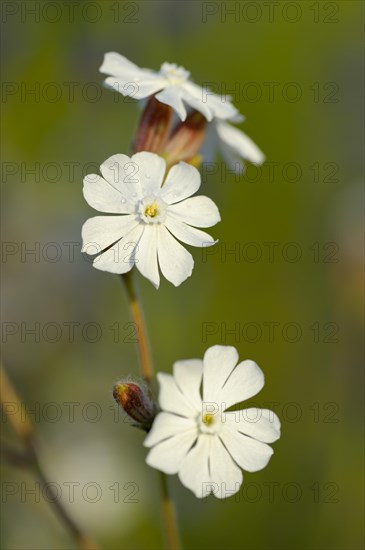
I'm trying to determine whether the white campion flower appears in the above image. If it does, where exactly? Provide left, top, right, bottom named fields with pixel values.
left=202, top=112, right=266, bottom=175
left=81, top=152, right=220, bottom=288
left=144, top=345, right=280, bottom=499
left=99, top=52, right=238, bottom=122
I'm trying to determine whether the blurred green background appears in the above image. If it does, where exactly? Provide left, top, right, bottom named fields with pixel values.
left=1, top=1, right=364, bottom=549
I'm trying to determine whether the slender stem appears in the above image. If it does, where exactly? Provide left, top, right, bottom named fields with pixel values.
left=120, top=271, right=182, bottom=550
left=159, top=473, right=182, bottom=550
left=121, top=271, right=153, bottom=385
left=0, top=365, right=99, bottom=550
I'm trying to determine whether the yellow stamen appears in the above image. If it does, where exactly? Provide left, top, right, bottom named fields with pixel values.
left=202, top=413, right=214, bottom=426
left=144, top=203, right=159, bottom=218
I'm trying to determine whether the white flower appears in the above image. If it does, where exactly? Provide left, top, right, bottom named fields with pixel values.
left=81, top=152, right=220, bottom=288
left=202, top=115, right=266, bottom=175
left=144, top=345, right=280, bottom=499
left=99, top=52, right=238, bottom=122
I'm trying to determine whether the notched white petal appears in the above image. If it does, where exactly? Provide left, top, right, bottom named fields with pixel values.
left=83, top=174, right=132, bottom=214
left=224, top=408, right=281, bottom=444
left=157, top=225, right=194, bottom=286
left=172, top=359, right=203, bottom=411
left=81, top=214, right=139, bottom=253
left=131, top=152, right=166, bottom=196
left=165, top=217, right=217, bottom=248
left=92, top=224, right=143, bottom=274
left=144, top=412, right=196, bottom=448
left=134, top=225, right=160, bottom=289
left=220, top=426, right=274, bottom=472
left=168, top=196, right=221, bottom=228
left=178, top=435, right=211, bottom=498
left=160, top=162, right=201, bottom=205
left=100, top=154, right=131, bottom=185
left=208, top=436, right=243, bottom=498
left=157, top=372, right=197, bottom=417
left=203, top=345, right=239, bottom=404
left=146, top=430, right=197, bottom=475
left=221, top=360, right=265, bottom=410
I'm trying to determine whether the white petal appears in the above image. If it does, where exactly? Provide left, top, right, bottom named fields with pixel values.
left=209, top=436, right=243, bottom=499
left=83, top=174, right=133, bottom=214
left=99, top=154, right=143, bottom=204
left=155, top=88, right=187, bottom=121
left=220, top=360, right=265, bottom=410
left=157, top=372, right=197, bottom=417
left=230, top=112, right=245, bottom=124
left=81, top=215, right=139, bottom=253
left=173, top=359, right=203, bottom=411
left=180, top=82, right=213, bottom=121
left=204, top=92, right=239, bottom=120
left=134, top=225, right=160, bottom=288
left=104, top=76, right=166, bottom=99
left=157, top=225, right=194, bottom=286
left=99, top=52, right=141, bottom=76
left=219, top=145, right=245, bottom=176
left=144, top=412, right=196, bottom=447
left=92, top=224, right=143, bottom=274
left=100, top=153, right=135, bottom=185
left=160, top=162, right=200, bottom=204
left=164, top=216, right=216, bottom=248
left=220, top=425, right=274, bottom=472
left=168, top=196, right=220, bottom=228
left=199, top=123, right=218, bottom=164
left=203, top=345, right=239, bottom=404
left=182, top=81, right=240, bottom=122
left=146, top=429, right=198, bottom=475
left=216, top=121, right=265, bottom=165
left=178, top=435, right=211, bottom=498
left=99, top=52, right=165, bottom=99
left=131, top=152, right=166, bottom=196
left=224, top=408, right=281, bottom=444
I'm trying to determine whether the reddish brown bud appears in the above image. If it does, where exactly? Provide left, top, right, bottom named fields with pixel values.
left=163, top=111, right=207, bottom=167
left=113, top=381, right=156, bottom=430
left=133, top=97, right=173, bottom=154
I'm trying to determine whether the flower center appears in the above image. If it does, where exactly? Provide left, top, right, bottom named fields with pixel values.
left=198, top=407, right=221, bottom=435
left=138, top=196, right=167, bottom=224
left=202, top=413, right=214, bottom=426
left=144, top=203, right=159, bottom=218
left=160, top=62, right=190, bottom=85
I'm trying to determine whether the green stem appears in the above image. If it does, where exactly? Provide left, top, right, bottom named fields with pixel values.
left=159, top=472, right=182, bottom=550
left=121, top=271, right=153, bottom=385
left=120, top=271, right=182, bottom=550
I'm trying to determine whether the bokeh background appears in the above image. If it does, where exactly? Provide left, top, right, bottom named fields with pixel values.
left=1, top=1, right=364, bottom=548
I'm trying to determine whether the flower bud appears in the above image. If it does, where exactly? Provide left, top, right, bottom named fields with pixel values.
left=113, top=380, right=156, bottom=430
left=133, top=96, right=173, bottom=154
left=163, top=110, right=207, bottom=167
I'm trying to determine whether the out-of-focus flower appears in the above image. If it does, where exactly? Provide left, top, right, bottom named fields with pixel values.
left=202, top=115, right=265, bottom=175
left=81, top=152, right=220, bottom=288
left=144, top=345, right=280, bottom=498
left=100, top=52, right=238, bottom=122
